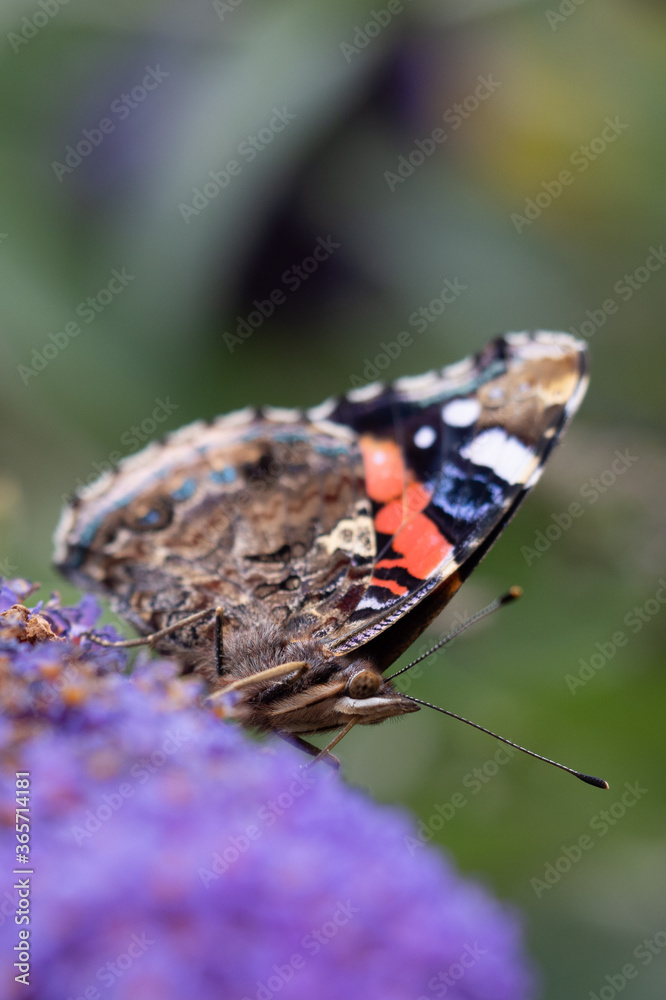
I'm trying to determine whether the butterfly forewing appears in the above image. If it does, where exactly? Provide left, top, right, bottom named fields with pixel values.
left=317, top=331, right=588, bottom=653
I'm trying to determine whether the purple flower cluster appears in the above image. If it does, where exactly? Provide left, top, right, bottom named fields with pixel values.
left=0, top=581, right=537, bottom=1000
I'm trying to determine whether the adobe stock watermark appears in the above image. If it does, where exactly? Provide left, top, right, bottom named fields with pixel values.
left=405, top=745, right=517, bottom=855
left=394, top=604, right=476, bottom=696
left=568, top=245, right=666, bottom=340
left=198, top=769, right=316, bottom=885
left=349, top=277, right=467, bottom=388
left=418, top=943, right=487, bottom=1000
left=179, top=106, right=296, bottom=224
left=340, top=0, right=413, bottom=63
left=17, top=266, right=136, bottom=385
left=545, top=0, right=588, bottom=30
left=70, top=727, right=191, bottom=846
left=239, top=901, right=359, bottom=1000
left=64, top=931, right=154, bottom=999
left=198, top=434, right=315, bottom=536
left=0, top=882, right=20, bottom=930
left=212, top=0, right=245, bottom=21
left=530, top=781, right=647, bottom=898
left=0, top=557, right=18, bottom=578
left=52, top=66, right=170, bottom=182
left=587, top=925, right=666, bottom=1000
left=384, top=75, right=501, bottom=192
left=7, top=0, right=69, bottom=55
left=62, top=397, right=180, bottom=504
left=521, top=448, right=638, bottom=566
left=565, top=578, right=666, bottom=694
left=511, top=116, right=629, bottom=233
left=223, top=236, right=340, bottom=352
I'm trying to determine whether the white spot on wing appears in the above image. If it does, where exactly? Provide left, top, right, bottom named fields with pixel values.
left=442, top=356, right=475, bottom=379
left=394, top=371, right=440, bottom=393
left=414, top=426, right=436, bottom=449
left=262, top=406, right=301, bottom=423
left=218, top=406, right=258, bottom=427
left=505, top=331, right=528, bottom=346
left=442, top=398, right=481, bottom=427
left=524, top=466, right=543, bottom=490
left=355, top=594, right=386, bottom=612
left=533, top=329, right=586, bottom=351
left=310, top=419, right=356, bottom=443
left=461, top=428, right=535, bottom=485
left=167, top=419, right=207, bottom=445
left=347, top=382, right=385, bottom=403
left=505, top=330, right=583, bottom=360
left=306, top=397, right=337, bottom=422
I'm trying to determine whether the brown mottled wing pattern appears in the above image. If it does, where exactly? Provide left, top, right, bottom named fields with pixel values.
left=54, top=409, right=375, bottom=657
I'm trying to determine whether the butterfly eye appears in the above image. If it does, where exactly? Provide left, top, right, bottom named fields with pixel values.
left=348, top=669, right=381, bottom=699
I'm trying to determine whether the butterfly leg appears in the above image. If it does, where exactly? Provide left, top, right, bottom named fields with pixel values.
left=208, top=661, right=309, bottom=699
left=274, top=732, right=341, bottom=771
left=82, top=607, right=216, bottom=648
left=214, top=606, right=224, bottom=675
left=308, top=720, right=356, bottom=767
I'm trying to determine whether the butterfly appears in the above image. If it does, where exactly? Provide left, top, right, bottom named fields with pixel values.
left=54, top=331, right=602, bottom=779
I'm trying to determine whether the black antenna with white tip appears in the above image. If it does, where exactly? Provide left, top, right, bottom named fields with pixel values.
left=386, top=586, right=523, bottom=683
left=401, top=693, right=609, bottom=789
left=389, top=586, right=609, bottom=790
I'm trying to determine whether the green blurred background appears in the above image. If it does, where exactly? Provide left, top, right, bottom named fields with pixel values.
left=1, top=1, right=664, bottom=996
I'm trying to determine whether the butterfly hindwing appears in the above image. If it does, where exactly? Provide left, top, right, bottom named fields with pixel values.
left=53, top=409, right=378, bottom=652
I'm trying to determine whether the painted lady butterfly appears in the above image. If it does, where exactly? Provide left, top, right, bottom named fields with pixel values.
left=54, top=331, right=606, bottom=782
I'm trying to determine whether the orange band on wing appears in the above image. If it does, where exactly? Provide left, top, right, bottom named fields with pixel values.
left=368, top=576, right=408, bottom=596
left=373, top=511, right=451, bottom=581
left=360, top=436, right=406, bottom=503
left=360, top=437, right=448, bottom=589
left=369, top=513, right=452, bottom=599
left=393, top=514, right=453, bottom=580
left=374, top=482, right=433, bottom=535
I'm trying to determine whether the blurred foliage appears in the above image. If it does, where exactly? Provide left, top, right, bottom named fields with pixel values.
left=1, top=1, right=665, bottom=997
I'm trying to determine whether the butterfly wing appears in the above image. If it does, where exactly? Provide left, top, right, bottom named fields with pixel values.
left=310, top=331, right=588, bottom=662
left=54, top=331, right=587, bottom=672
left=53, top=408, right=378, bottom=653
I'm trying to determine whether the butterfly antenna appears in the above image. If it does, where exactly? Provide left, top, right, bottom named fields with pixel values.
left=385, top=586, right=523, bottom=682
left=402, top=693, right=608, bottom=789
